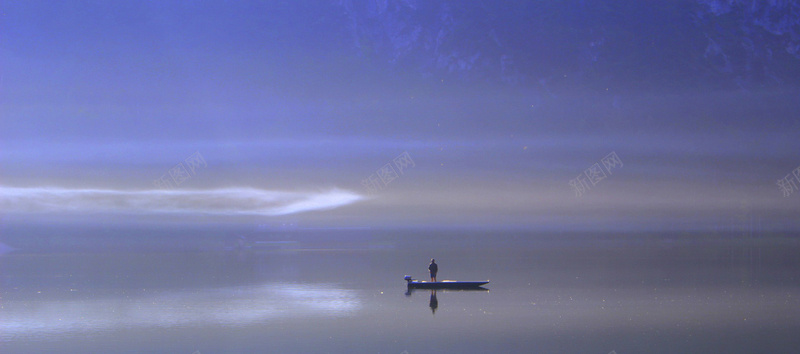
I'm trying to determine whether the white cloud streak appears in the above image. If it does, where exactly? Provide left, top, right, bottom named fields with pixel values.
left=0, top=186, right=363, bottom=216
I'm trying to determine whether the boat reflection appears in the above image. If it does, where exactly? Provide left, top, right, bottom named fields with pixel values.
left=404, top=287, right=489, bottom=296
left=405, top=287, right=488, bottom=315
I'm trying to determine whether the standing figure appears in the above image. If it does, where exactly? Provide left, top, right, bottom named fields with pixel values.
left=428, top=258, right=438, bottom=282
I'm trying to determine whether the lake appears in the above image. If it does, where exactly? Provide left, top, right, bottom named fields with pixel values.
left=1, top=229, right=799, bottom=353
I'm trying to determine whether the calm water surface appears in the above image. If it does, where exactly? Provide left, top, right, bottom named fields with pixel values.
left=1, top=230, right=799, bottom=353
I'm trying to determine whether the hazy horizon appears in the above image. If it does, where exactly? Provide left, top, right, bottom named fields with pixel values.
left=3, top=1, right=800, bottom=231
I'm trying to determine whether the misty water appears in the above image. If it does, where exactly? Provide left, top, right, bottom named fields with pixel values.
left=2, top=229, right=798, bottom=353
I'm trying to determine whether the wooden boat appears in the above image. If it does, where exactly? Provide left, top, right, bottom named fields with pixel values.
left=404, top=275, right=489, bottom=289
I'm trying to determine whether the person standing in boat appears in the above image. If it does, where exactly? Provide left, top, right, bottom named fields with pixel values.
left=428, top=259, right=438, bottom=282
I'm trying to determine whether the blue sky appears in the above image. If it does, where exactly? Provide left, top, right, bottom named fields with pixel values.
left=2, top=1, right=800, bottom=231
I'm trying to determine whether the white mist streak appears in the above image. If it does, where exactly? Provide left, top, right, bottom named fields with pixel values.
left=0, top=186, right=363, bottom=216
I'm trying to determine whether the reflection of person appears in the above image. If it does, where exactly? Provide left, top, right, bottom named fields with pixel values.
left=429, top=290, right=438, bottom=314
left=428, top=259, right=438, bottom=282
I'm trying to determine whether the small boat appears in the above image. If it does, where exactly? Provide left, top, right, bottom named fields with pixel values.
left=404, top=275, right=489, bottom=289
